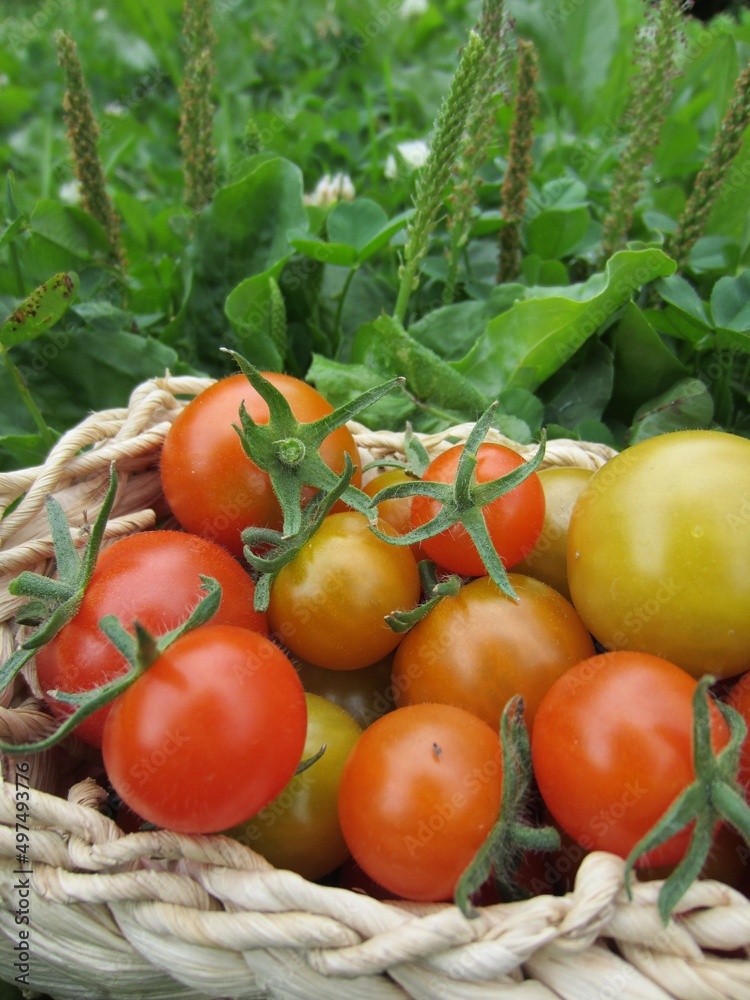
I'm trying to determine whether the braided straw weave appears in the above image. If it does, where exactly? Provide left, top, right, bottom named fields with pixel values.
left=1, top=374, right=749, bottom=1000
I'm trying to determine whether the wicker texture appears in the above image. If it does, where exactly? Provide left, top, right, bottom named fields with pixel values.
left=1, top=374, right=749, bottom=1000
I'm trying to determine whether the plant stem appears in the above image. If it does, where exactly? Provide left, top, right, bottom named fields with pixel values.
left=394, top=31, right=486, bottom=323
left=665, top=64, right=750, bottom=270
left=333, top=267, right=357, bottom=344
left=179, top=0, right=218, bottom=212
left=1, top=346, right=55, bottom=451
left=600, top=0, right=684, bottom=259
left=497, top=38, right=539, bottom=284
left=55, top=30, right=126, bottom=270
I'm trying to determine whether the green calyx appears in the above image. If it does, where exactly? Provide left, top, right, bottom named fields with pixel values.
left=0, top=464, right=119, bottom=694
left=386, top=560, right=462, bottom=633
left=242, top=455, right=357, bottom=613
left=455, top=696, right=561, bottom=917
left=369, top=399, right=547, bottom=601
left=0, top=576, right=222, bottom=755
left=624, top=675, right=750, bottom=924
left=223, top=348, right=403, bottom=536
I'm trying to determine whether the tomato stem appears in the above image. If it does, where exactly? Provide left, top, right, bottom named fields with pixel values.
left=624, top=675, right=750, bottom=924
left=0, top=577, right=223, bottom=755
left=0, top=464, right=119, bottom=693
left=223, top=348, right=403, bottom=537
left=369, top=398, right=547, bottom=599
left=385, top=560, right=462, bottom=632
left=455, top=696, right=561, bottom=917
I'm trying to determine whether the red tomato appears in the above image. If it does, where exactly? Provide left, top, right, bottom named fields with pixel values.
left=103, top=624, right=307, bottom=833
left=268, top=512, right=421, bottom=670
left=392, top=573, right=595, bottom=731
left=532, top=651, right=730, bottom=868
left=35, top=530, right=266, bottom=747
left=160, top=373, right=362, bottom=557
left=410, top=443, right=545, bottom=578
left=337, top=702, right=503, bottom=901
left=725, top=673, right=750, bottom=792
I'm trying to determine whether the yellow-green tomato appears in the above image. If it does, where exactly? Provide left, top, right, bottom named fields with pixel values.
left=567, top=429, right=750, bottom=680
left=514, top=467, right=594, bottom=601
left=294, top=655, right=395, bottom=728
left=225, top=694, right=362, bottom=881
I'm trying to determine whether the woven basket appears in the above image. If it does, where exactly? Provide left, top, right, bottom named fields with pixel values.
left=1, top=374, right=749, bottom=1000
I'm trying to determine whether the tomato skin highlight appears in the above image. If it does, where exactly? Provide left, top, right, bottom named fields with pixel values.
left=160, top=373, right=362, bottom=557
left=35, top=530, right=267, bottom=747
left=226, top=693, right=362, bottom=881
left=268, top=512, right=421, bottom=670
left=337, top=702, right=503, bottom=902
left=531, top=651, right=730, bottom=868
left=410, top=443, right=545, bottom=577
left=567, top=429, right=750, bottom=680
left=392, top=573, right=595, bottom=731
left=103, top=624, right=307, bottom=834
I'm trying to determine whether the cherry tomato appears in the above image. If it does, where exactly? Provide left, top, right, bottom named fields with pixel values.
left=268, top=512, right=421, bottom=670
left=35, top=530, right=267, bottom=747
left=294, top=655, right=395, bottom=728
left=225, top=693, right=362, bottom=880
left=725, top=672, right=750, bottom=793
left=567, top=429, right=750, bottom=680
left=337, top=702, right=503, bottom=901
left=103, top=624, right=307, bottom=833
left=410, top=443, right=545, bottom=578
left=160, top=373, right=362, bottom=557
left=392, top=573, right=595, bottom=731
left=531, top=651, right=730, bottom=868
left=514, top=467, right=594, bottom=602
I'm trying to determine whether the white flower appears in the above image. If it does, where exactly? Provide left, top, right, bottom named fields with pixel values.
left=303, top=172, right=355, bottom=208
left=93, top=8, right=108, bottom=21
left=58, top=180, right=80, bottom=205
left=385, top=139, right=430, bottom=179
left=104, top=102, right=126, bottom=117
left=400, top=0, right=429, bottom=17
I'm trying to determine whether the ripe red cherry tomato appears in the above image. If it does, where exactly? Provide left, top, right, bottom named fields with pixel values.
left=268, top=512, right=421, bottom=670
left=531, top=651, right=730, bottom=868
left=103, top=624, right=307, bottom=833
left=35, top=530, right=267, bottom=747
left=160, top=373, right=362, bottom=557
left=392, top=573, right=595, bottom=731
left=410, top=443, right=545, bottom=577
left=337, top=702, right=503, bottom=901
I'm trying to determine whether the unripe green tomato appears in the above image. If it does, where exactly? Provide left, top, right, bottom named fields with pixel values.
left=567, top=429, right=750, bottom=679
left=224, top=694, right=362, bottom=881
left=294, top=655, right=395, bottom=729
left=514, top=467, right=594, bottom=602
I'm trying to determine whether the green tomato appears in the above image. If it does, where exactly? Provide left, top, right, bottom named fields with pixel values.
left=514, top=467, right=594, bottom=602
left=224, top=693, right=362, bottom=881
left=567, top=429, right=750, bottom=679
left=293, top=655, right=395, bottom=728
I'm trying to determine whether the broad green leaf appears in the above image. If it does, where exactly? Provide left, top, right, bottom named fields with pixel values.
left=520, top=255, right=568, bottom=287
left=327, top=199, right=388, bottom=252
left=288, top=234, right=357, bottom=268
left=71, top=301, right=134, bottom=334
left=524, top=207, right=590, bottom=260
left=27, top=201, right=111, bottom=259
left=409, top=285, right=525, bottom=361
left=0, top=432, right=49, bottom=470
left=656, top=275, right=710, bottom=326
left=627, top=378, right=714, bottom=446
left=225, top=269, right=286, bottom=372
left=608, top=302, right=690, bottom=418
left=306, top=355, right=416, bottom=430
left=351, top=314, right=489, bottom=420
left=453, top=249, right=676, bottom=396
left=0, top=215, right=26, bottom=254
left=711, top=272, right=750, bottom=333
left=0, top=273, right=79, bottom=348
left=544, top=339, right=614, bottom=427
